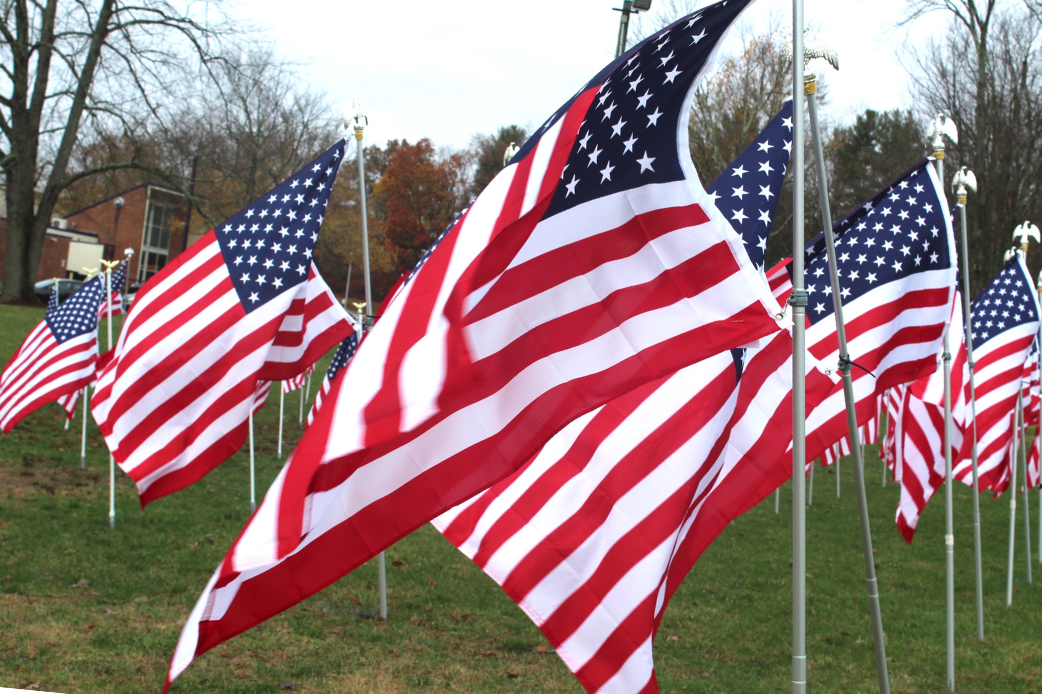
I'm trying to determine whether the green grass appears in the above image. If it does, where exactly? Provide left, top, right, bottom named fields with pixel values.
left=1, top=302, right=1041, bottom=693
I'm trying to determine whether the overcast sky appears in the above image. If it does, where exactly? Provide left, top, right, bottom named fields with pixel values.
left=236, top=0, right=947, bottom=149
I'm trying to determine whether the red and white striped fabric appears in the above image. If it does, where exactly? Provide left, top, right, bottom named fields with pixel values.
left=0, top=275, right=106, bottom=433
left=305, top=327, right=360, bottom=428
left=954, top=254, right=1041, bottom=494
left=253, top=380, right=271, bottom=415
left=57, top=388, right=81, bottom=421
left=766, top=258, right=792, bottom=302
left=1021, top=338, right=1040, bottom=488
left=280, top=365, right=313, bottom=395
left=91, top=143, right=354, bottom=507
left=98, top=259, right=128, bottom=320
left=165, top=3, right=786, bottom=686
left=892, top=295, right=968, bottom=542
left=816, top=395, right=882, bottom=468
left=433, top=330, right=834, bottom=694
left=882, top=386, right=903, bottom=478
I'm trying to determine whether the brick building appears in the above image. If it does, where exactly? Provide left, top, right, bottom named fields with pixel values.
left=63, top=183, right=188, bottom=282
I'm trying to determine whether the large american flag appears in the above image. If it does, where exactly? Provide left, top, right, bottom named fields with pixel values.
left=91, top=142, right=355, bottom=507
left=774, top=160, right=958, bottom=463
left=165, top=1, right=788, bottom=686
left=0, top=274, right=106, bottom=433
left=428, top=101, right=796, bottom=694
left=953, top=254, right=1041, bottom=493
left=98, top=258, right=128, bottom=319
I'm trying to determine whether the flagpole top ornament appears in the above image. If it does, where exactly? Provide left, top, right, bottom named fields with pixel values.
left=928, top=114, right=958, bottom=159
left=781, top=30, right=839, bottom=94
left=100, top=259, right=121, bottom=272
left=1013, top=221, right=1040, bottom=254
left=1004, top=248, right=1017, bottom=262
left=503, top=142, right=519, bottom=167
left=951, top=166, right=976, bottom=205
left=124, top=248, right=134, bottom=258
left=345, top=101, right=367, bottom=141
left=83, top=267, right=98, bottom=278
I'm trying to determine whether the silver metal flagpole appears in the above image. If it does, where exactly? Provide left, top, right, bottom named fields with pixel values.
left=952, top=166, right=985, bottom=641
left=249, top=409, right=256, bottom=513
left=347, top=102, right=388, bottom=622
left=1008, top=385, right=1022, bottom=606
left=101, top=259, right=120, bottom=531
left=927, top=116, right=956, bottom=692
left=775, top=487, right=781, bottom=514
left=790, top=6, right=808, bottom=692
left=305, top=373, right=312, bottom=409
left=298, top=385, right=305, bottom=424
left=277, top=387, right=285, bottom=459
left=803, top=48, right=890, bottom=694
left=80, top=387, right=89, bottom=469
left=808, top=459, right=814, bottom=506
left=1020, top=386, right=1033, bottom=582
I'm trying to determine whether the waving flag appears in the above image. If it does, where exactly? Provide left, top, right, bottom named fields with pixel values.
left=252, top=380, right=272, bottom=415
left=0, top=275, right=106, bottom=433
left=166, top=1, right=787, bottom=686
left=91, top=142, right=355, bottom=507
left=892, top=292, right=968, bottom=542
left=1025, top=338, right=1041, bottom=489
left=280, top=365, right=313, bottom=395
left=305, top=326, right=360, bottom=427
left=773, top=160, right=957, bottom=462
left=954, top=254, right=1041, bottom=493
left=98, top=259, right=129, bottom=319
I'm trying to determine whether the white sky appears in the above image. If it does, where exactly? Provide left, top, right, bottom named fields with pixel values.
left=236, top=0, right=948, bottom=149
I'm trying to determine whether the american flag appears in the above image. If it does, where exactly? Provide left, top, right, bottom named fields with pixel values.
left=253, top=380, right=272, bottom=415
left=165, top=1, right=786, bottom=685
left=91, top=142, right=355, bottom=507
left=98, top=259, right=128, bottom=319
left=772, top=160, right=957, bottom=463
left=892, top=294, right=968, bottom=542
left=1024, top=338, right=1041, bottom=489
left=704, top=99, right=792, bottom=272
left=434, top=330, right=835, bottom=694
left=954, top=254, right=1041, bottom=493
left=57, top=388, right=81, bottom=421
left=882, top=387, right=902, bottom=478
left=280, top=365, right=313, bottom=395
left=0, top=274, right=106, bottom=433
left=305, top=327, right=359, bottom=427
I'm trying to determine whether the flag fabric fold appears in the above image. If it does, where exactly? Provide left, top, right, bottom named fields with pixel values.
left=166, top=1, right=789, bottom=686
left=0, top=275, right=106, bottom=433
left=91, top=142, right=355, bottom=507
left=98, top=259, right=129, bottom=319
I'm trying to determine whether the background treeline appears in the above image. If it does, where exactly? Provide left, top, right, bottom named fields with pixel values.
left=3, top=0, right=1042, bottom=305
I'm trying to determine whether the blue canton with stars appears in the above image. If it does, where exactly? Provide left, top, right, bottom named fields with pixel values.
left=45, top=274, right=105, bottom=344
left=110, top=259, right=128, bottom=296
left=215, top=141, right=346, bottom=313
left=706, top=99, right=793, bottom=271
left=326, top=331, right=360, bottom=383
left=970, top=257, right=1040, bottom=348
left=46, top=284, right=60, bottom=315
left=507, top=0, right=753, bottom=220
left=797, top=160, right=953, bottom=325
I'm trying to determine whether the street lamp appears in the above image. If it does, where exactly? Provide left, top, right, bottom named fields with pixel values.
left=613, top=0, right=653, bottom=59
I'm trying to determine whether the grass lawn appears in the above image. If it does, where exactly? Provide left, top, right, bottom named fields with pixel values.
left=1, top=302, right=1041, bottom=693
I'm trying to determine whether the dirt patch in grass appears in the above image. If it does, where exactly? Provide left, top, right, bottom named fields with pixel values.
left=0, top=458, right=101, bottom=501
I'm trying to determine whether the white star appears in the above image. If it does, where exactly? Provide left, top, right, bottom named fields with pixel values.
left=758, top=210, right=772, bottom=225
left=732, top=165, right=748, bottom=179
left=782, top=117, right=793, bottom=131
left=636, top=152, right=655, bottom=173
left=732, top=185, right=747, bottom=200
left=249, top=292, right=259, bottom=303
left=578, top=132, right=592, bottom=150
left=610, top=118, right=627, bottom=138
left=273, top=277, right=283, bottom=289
left=565, top=175, right=579, bottom=197
left=731, top=208, right=748, bottom=223
left=815, top=303, right=826, bottom=314
left=588, top=145, right=603, bottom=167
left=628, top=74, right=644, bottom=93
left=622, top=134, right=638, bottom=154
left=658, top=50, right=675, bottom=67
left=758, top=160, right=774, bottom=176
left=690, top=28, right=707, bottom=44
left=758, top=185, right=773, bottom=200
left=647, top=108, right=663, bottom=127
left=757, top=140, right=774, bottom=153
left=867, top=272, right=878, bottom=284
left=892, top=260, right=903, bottom=272
left=602, top=101, right=617, bottom=121
left=247, top=255, right=258, bottom=266
left=599, top=161, right=615, bottom=182
left=636, top=91, right=652, bottom=109
left=663, top=66, right=682, bottom=84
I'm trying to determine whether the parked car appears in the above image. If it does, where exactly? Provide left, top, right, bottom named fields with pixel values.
left=34, top=278, right=84, bottom=305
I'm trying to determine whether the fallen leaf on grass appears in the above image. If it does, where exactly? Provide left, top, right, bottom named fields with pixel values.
left=536, top=643, right=551, bottom=654
left=428, top=578, right=437, bottom=587
left=134, top=596, right=149, bottom=603
left=278, top=682, right=296, bottom=691
left=505, top=671, right=520, bottom=679
left=72, top=578, right=89, bottom=588
left=103, top=608, right=119, bottom=615
left=666, top=635, right=680, bottom=642
left=392, top=561, right=404, bottom=568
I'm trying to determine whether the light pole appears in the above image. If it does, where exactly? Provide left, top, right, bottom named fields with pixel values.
left=613, top=0, right=652, bottom=58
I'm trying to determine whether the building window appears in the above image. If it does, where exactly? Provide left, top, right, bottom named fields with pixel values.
left=139, top=201, right=176, bottom=281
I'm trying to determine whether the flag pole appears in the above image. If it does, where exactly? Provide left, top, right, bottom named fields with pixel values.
left=804, top=56, right=891, bottom=694
left=277, top=387, right=285, bottom=459
left=101, top=260, right=120, bottom=531
left=298, top=385, right=304, bottom=424
left=80, top=387, right=89, bottom=469
left=927, top=120, right=956, bottom=692
left=775, top=487, right=781, bottom=514
left=1020, top=384, right=1033, bottom=582
left=1008, top=385, right=1022, bottom=606
left=305, top=373, right=312, bottom=410
left=249, top=408, right=257, bottom=513
left=952, top=165, right=985, bottom=640
left=790, top=5, right=808, bottom=692
left=808, top=460, right=814, bottom=506
left=347, top=102, right=388, bottom=622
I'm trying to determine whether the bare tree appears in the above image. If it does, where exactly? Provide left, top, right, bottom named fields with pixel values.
left=0, top=0, right=235, bottom=304
left=908, top=8, right=1042, bottom=288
